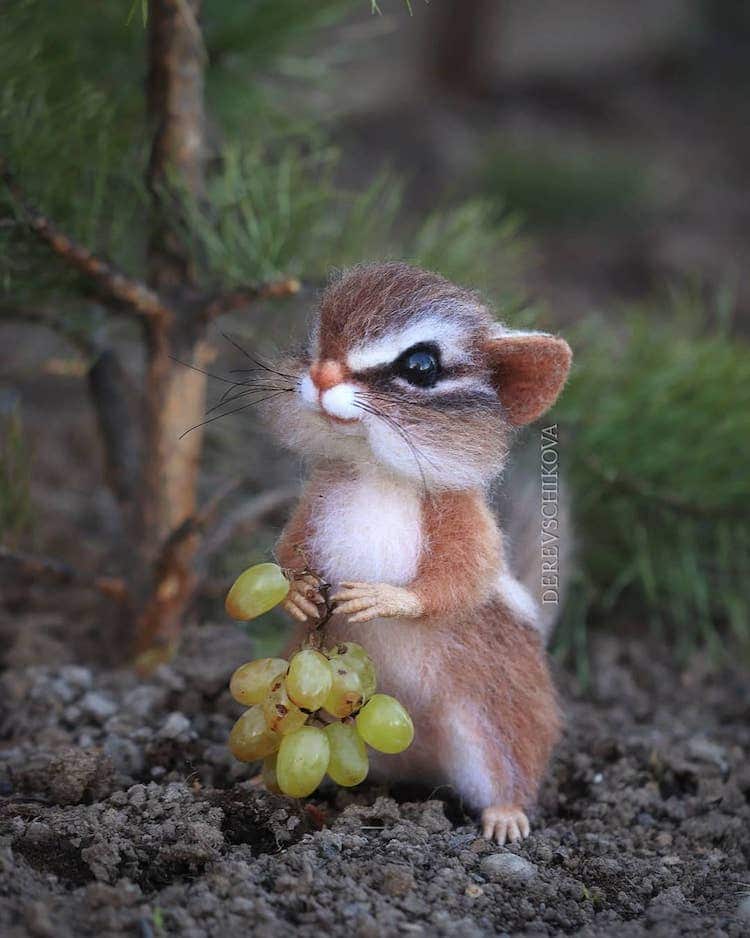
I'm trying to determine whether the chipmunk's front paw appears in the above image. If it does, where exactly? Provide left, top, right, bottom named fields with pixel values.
left=481, top=806, right=530, bottom=845
left=332, top=582, right=423, bottom=623
left=281, top=574, right=325, bottom=623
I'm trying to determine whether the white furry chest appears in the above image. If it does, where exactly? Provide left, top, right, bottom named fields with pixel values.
left=310, top=471, right=423, bottom=587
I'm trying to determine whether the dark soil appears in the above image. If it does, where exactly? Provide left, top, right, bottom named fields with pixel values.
left=0, top=623, right=748, bottom=937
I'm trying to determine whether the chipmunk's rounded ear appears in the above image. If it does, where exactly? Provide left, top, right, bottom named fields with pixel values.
left=484, top=330, right=572, bottom=426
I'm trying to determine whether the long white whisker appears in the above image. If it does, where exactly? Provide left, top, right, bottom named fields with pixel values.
left=179, top=389, right=292, bottom=438
left=353, top=397, right=434, bottom=493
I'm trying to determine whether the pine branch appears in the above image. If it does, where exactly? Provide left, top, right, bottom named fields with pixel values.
left=1, top=157, right=174, bottom=324
left=202, top=278, right=301, bottom=322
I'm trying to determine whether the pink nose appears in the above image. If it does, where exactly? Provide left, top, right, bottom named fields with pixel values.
left=309, top=359, right=345, bottom=393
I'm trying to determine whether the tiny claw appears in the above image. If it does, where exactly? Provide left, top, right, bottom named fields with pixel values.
left=334, top=597, right=373, bottom=616
left=282, top=598, right=307, bottom=622
left=481, top=806, right=530, bottom=846
left=290, top=590, right=321, bottom=619
left=507, top=819, right=521, bottom=844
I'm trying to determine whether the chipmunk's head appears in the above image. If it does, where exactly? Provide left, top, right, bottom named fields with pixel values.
left=269, top=263, right=571, bottom=488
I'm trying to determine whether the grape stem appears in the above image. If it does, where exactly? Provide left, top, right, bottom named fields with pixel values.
left=285, top=546, right=337, bottom=640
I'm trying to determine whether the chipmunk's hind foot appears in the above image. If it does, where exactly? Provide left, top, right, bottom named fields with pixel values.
left=481, top=805, right=530, bottom=844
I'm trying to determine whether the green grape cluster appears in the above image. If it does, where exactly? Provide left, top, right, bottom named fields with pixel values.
left=225, top=562, right=414, bottom=798
left=228, top=643, right=414, bottom=797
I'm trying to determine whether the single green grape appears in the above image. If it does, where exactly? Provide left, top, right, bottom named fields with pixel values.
left=262, top=753, right=281, bottom=794
left=355, top=694, right=414, bottom=754
left=322, top=660, right=364, bottom=718
left=324, top=721, right=369, bottom=787
left=228, top=705, right=280, bottom=762
left=230, top=657, right=288, bottom=706
left=286, top=649, right=333, bottom=711
left=276, top=725, right=330, bottom=798
left=262, top=677, right=309, bottom=735
left=327, top=642, right=376, bottom=700
left=225, top=562, right=290, bottom=620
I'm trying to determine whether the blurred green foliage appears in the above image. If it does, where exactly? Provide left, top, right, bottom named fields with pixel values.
left=183, top=147, right=522, bottom=301
left=481, top=145, right=648, bottom=229
left=1, top=0, right=520, bottom=307
left=554, top=291, right=750, bottom=679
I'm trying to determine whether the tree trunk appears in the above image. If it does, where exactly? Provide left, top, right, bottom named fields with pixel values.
left=3, top=2, right=301, bottom=666
left=134, top=0, right=211, bottom=658
left=141, top=0, right=208, bottom=551
left=147, top=0, right=207, bottom=290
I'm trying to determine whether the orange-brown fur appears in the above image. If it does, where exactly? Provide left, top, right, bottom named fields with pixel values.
left=274, top=496, right=313, bottom=575
left=485, top=334, right=572, bottom=426
left=413, top=490, right=501, bottom=618
left=441, top=600, right=561, bottom=806
left=317, top=264, right=480, bottom=362
left=276, top=482, right=561, bottom=811
left=262, top=263, right=571, bottom=826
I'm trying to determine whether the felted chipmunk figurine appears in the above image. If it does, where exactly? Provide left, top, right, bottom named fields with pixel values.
left=265, top=263, right=571, bottom=843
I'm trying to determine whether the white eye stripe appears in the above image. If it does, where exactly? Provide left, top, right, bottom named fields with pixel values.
left=346, top=316, right=471, bottom=372
left=393, top=375, right=493, bottom=395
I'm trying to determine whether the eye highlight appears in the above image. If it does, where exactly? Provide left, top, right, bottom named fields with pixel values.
left=393, top=343, right=441, bottom=388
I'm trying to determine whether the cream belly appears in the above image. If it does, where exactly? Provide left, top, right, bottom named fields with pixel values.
left=309, top=468, right=423, bottom=588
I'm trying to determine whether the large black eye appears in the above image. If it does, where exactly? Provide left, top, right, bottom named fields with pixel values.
left=394, top=344, right=441, bottom=388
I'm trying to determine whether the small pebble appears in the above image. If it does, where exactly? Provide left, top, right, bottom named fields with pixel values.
left=80, top=691, right=117, bottom=721
left=480, top=853, right=537, bottom=883
left=157, top=712, right=192, bottom=740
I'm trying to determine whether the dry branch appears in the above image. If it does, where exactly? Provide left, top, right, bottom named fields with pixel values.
left=0, top=302, right=141, bottom=515
left=0, top=545, right=128, bottom=602
left=134, top=484, right=297, bottom=670
left=1, top=157, right=174, bottom=323
left=203, top=278, right=301, bottom=322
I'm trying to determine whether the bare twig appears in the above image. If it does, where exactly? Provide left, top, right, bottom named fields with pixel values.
left=133, top=483, right=296, bottom=670
left=0, top=303, right=99, bottom=357
left=1, top=157, right=174, bottom=324
left=197, top=484, right=298, bottom=562
left=202, top=278, right=301, bottom=322
left=152, top=480, right=296, bottom=568
left=0, top=304, right=142, bottom=513
left=0, top=545, right=128, bottom=602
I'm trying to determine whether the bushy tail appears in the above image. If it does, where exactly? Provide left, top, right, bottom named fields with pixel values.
left=494, top=428, right=573, bottom=643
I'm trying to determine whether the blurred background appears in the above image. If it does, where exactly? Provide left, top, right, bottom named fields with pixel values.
left=1, top=0, right=748, bottom=680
